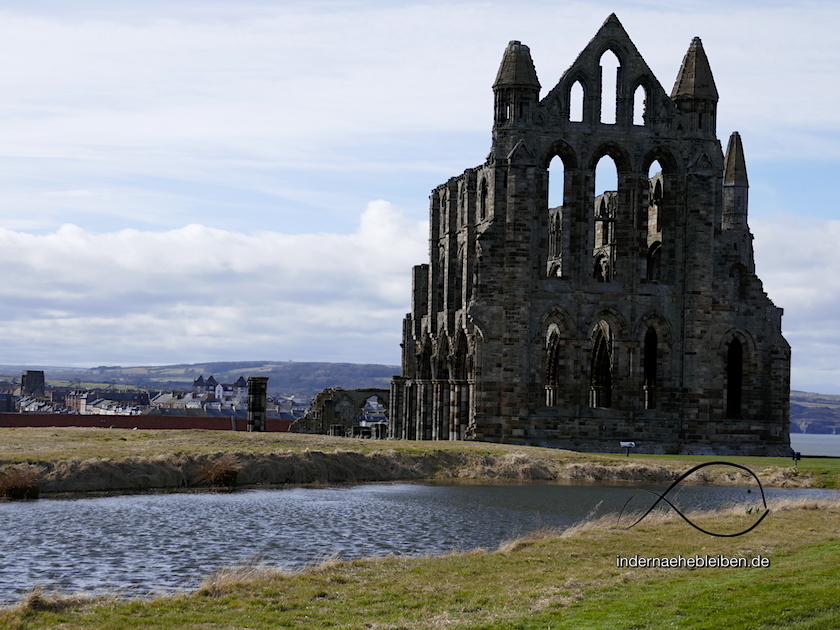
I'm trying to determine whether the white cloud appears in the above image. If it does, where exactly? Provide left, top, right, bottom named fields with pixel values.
left=0, top=1, right=837, bottom=390
left=752, top=214, right=840, bottom=394
left=0, top=200, right=426, bottom=366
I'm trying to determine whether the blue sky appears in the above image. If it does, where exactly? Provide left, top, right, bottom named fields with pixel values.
left=0, top=1, right=838, bottom=393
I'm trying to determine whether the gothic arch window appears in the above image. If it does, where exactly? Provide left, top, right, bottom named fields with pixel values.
left=478, top=178, right=488, bottom=221
left=593, top=253, right=610, bottom=282
left=545, top=332, right=562, bottom=407
left=646, top=242, right=662, bottom=282
left=455, top=243, right=465, bottom=307
left=726, top=338, right=744, bottom=418
left=642, top=161, right=667, bottom=283
left=569, top=80, right=584, bottom=122
left=418, top=341, right=433, bottom=381
left=593, top=156, right=617, bottom=282
left=433, top=338, right=449, bottom=382
left=643, top=327, right=658, bottom=409
left=546, top=153, right=569, bottom=277
left=590, top=322, right=613, bottom=408
left=633, top=83, right=647, bottom=126
left=548, top=155, right=565, bottom=211
left=650, top=176, right=663, bottom=233
left=599, top=50, right=620, bottom=125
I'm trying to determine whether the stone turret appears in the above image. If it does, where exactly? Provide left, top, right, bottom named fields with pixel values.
left=493, top=40, right=540, bottom=129
left=671, top=37, right=718, bottom=135
left=723, top=131, right=749, bottom=230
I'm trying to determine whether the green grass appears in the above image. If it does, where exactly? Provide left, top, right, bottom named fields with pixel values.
left=2, top=499, right=838, bottom=629
left=628, top=452, right=840, bottom=489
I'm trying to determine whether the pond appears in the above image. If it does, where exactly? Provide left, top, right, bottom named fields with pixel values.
left=1, top=481, right=837, bottom=604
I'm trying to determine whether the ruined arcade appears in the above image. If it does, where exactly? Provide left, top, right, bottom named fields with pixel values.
left=389, top=15, right=790, bottom=455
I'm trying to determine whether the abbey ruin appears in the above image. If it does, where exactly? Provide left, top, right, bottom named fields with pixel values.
left=389, top=15, right=791, bottom=455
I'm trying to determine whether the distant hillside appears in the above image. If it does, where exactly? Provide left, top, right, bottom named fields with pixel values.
left=0, top=361, right=399, bottom=396
left=790, top=391, right=840, bottom=434
left=2, top=364, right=835, bottom=428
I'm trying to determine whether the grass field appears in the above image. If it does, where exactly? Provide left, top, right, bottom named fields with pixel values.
left=1, top=429, right=839, bottom=628
left=1, top=497, right=838, bottom=629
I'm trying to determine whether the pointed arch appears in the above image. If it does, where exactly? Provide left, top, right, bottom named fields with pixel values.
left=562, top=71, right=592, bottom=123
left=540, top=141, right=578, bottom=279
left=418, top=337, right=433, bottom=380
left=590, top=320, right=613, bottom=408
left=477, top=176, right=488, bottom=222
left=633, top=82, right=648, bottom=126
left=599, top=48, right=621, bottom=124
left=640, top=147, right=681, bottom=285
left=542, top=307, right=575, bottom=408
left=721, top=329, right=756, bottom=421
left=642, top=145, right=681, bottom=175
left=636, top=310, right=673, bottom=346
left=433, top=335, right=449, bottom=380
left=726, top=337, right=744, bottom=419
left=453, top=330, right=469, bottom=381
left=541, top=305, right=575, bottom=337
left=544, top=330, right=564, bottom=407
left=586, top=306, right=629, bottom=340
left=589, top=145, right=628, bottom=283
left=642, top=327, right=658, bottom=409
left=569, top=80, right=584, bottom=122
left=540, top=139, right=579, bottom=170
left=646, top=242, right=662, bottom=281
left=588, top=141, right=633, bottom=174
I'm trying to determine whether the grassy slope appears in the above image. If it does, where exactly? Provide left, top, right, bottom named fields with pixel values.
left=2, top=500, right=838, bottom=629
left=1, top=427, right=839, bottom=492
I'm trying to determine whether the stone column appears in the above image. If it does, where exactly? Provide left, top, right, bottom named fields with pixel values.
left=247, top=376, right=269, bottom=432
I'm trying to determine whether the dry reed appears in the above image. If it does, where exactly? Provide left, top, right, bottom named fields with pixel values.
left=0, top=465, right=41, bottom=500
left=13, top=588, right=113, bottom=612
left=190, top=454, right=241, bottom=488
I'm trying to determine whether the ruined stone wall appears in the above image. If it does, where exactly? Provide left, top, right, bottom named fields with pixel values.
left=293, top=388, right=390, bottom=436
left=390, top=15, right=790, bottom=455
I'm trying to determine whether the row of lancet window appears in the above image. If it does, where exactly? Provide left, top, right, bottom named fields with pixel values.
left=568, top=50, right=648, bottom=125
left=546, top=324, right=746, bottom=418
left=547, top=158, right=664, bottom=282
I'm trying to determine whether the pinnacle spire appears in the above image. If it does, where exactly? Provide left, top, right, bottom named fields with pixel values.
left=493, top=40, right=540, bottom=90
left=671, top=37, right=718, bottom=102
left=724, top=132, right=748, bottom=185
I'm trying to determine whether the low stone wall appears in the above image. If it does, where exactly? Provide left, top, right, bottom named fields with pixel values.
left=0, top=413, right=293, bottom=432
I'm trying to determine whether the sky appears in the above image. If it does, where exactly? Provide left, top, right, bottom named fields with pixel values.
left=0, top=0, right=839, bottom=393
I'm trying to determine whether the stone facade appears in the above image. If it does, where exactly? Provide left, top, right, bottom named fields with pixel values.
left=389, top=15, right=791, bottom=455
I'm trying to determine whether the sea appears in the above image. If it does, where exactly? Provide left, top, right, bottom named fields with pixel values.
left=789, top=433, right=840, bottom=457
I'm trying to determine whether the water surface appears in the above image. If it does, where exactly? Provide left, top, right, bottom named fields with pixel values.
left=0, top=481, right=836, bottom=604
left=790, top=433, right=840, bottom=457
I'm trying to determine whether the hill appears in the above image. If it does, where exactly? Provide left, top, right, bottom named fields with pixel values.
left=2, top=363, right=837, bottom=430
left=0, top=361, right=398, bottom=396
left=790, top=390, right=840, bottom=434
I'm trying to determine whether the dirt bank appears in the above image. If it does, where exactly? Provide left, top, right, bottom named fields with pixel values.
left=0, top=448, right=810, bottom=497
